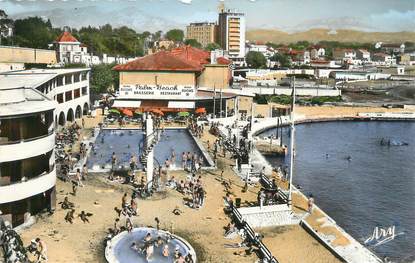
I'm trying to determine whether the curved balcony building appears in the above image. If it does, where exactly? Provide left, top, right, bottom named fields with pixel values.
left=0, top=86, right=57, bottom=227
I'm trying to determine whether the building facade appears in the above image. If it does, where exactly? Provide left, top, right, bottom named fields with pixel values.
left=186, top=22, right=217, bottom=48
left=0, top=68, right=91, bottom=126
left=0, top=87, right=57, bottom=227
left=218, top=9, right=246, bottom=65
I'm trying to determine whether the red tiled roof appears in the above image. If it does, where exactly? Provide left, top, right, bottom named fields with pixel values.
left=112, top=51, right=203, bottom=72
left=170, top=45, right=211, bottom=66
left=216, top=57, right=231, bottom=65
left=55, top=31, right=79, bottom=43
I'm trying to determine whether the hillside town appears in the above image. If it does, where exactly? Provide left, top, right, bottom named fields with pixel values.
left=0, top=1, right=415, bottom=263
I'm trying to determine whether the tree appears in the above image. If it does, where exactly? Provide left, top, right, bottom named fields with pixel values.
left=270, top=53, right=291, bottom=68
left=165, top=29, right=184, bottom=42
left=12, top=16, right=57, bottom=49
left=246, top=51, right=267, bottom=69
left=90, top=64, right=116, bottom=94
left=205, top=42, right=221, bottom=51
left=184, top=39, right=202, bottom=48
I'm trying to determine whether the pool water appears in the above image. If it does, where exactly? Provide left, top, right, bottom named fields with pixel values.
left=106, top=227, right=196, bottom=263
left=87, top=129, right=209, bottom=170
left=259, top=121, right=415, bottom=262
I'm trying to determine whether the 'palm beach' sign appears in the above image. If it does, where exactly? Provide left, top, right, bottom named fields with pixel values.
left=119, top=84, right=195, bottom=99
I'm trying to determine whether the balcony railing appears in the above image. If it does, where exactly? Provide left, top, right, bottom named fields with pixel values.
left=0, top=130, right=54, bottom=146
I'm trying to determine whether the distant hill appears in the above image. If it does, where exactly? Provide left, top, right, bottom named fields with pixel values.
left=246, top=28, right=415, bottom=44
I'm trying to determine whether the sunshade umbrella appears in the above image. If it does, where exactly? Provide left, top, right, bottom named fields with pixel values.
left=195, top=108, right=206, bottom=114
left=108, top=109, right=120, bottom=114
left=178, top=111, right=190, bottom=117
left=122, top=109, right=133, bottom=117
left=134, top=110, right=143, bottom=115
left=151, top=109, right=164, bottom=116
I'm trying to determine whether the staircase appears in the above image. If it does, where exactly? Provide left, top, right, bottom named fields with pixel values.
left=140, top=130, right=160, bottom=167
left=238, top=205, right=302, bottom=228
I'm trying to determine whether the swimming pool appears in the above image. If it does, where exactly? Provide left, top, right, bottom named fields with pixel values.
left=86, top=128, right=211, bottom=171
left=105, top=227, right=197, bottom=263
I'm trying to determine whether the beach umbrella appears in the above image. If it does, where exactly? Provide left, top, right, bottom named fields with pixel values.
left=122, top=109, right=133, bottom=117
left=178, top=111, right=190, bottom=117
left=134, top=110, right=143, bottom=115
left=195, top=108, right=206, bottom=114
left=109, top=109, right=120, bottom=114
left=151, top=109, right=164, bottom=116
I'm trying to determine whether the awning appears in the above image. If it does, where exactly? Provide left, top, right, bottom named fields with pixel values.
left=112, top=100, right=141, bottom=108
left=168, top=101, right=195, bottom=109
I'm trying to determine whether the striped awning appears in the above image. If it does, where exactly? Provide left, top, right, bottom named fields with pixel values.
left=112, top=100, right=141, bottom=108
left=167, top=101, right=195, bottom=109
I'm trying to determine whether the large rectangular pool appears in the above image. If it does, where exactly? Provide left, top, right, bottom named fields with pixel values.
left=87, top=128, right=211, bottom=171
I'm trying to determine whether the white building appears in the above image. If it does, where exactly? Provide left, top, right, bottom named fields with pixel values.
left=356, top=49, right=371, bottom=63
left=53, top=31, right=135, bottom=66
left=372, top=53, right=396, bottom=66
left=218, top=9, right=246, bottom=66
left=0, top=68, right=90, bottom=126
left=0, top=86, right=57, bottom=227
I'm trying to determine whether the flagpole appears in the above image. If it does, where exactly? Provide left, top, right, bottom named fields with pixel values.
left=213, top=84, right=216, bottom=119
left=288, top=76, right=296, bottom=207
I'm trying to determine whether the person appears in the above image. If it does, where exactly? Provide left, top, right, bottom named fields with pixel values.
left=122, top=193, right=128, bottom=208
left=81, top=118, right=85, bottom=128
left=182, top=152, right=187, bottom=169
left=154, top=217, right=160, bottom=230
left=185, top=254, right=194, bottom=263
left=308, top=194, right=314, bottom=213
left=113, top=218, right=120, bottom=235
left=177, top=253, right=185, bottom=263
left=71, top=180, right=78, bottom=196
left=65, top=209, right=75, bottom=224
left=60, top=196, right=74, bottom=210
left=126, top=218, right=133, bottom=233
left=207, top=140, right=210, bottom=152
left=78, top=211, right=92, bottom=223
left=146, top=242, right=154, bottom=261
left=35, top=238, right=47, bottom=262
left=130, top=198, right=138, bottom=216
left=111, top=152, right=117, bottom=170
left=76, top=169, right=84, bottom=187
left=82, top=164, right=88, bottom=181
left=162, top=244, right=169, bottom=257
left=155, top=236, right=163, bottom=247
left=258, top=189, right=266, bottom=209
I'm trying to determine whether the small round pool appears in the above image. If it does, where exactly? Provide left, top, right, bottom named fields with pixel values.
left=105, top=227, right=197, bottom=263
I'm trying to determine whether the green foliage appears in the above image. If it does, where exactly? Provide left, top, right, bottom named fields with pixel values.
left=165, top=29, right=184, bottom=42
left=270, top=53, right=291, bottom=68
left=254, top=95, right=268, bottom=104
left=63, top=63, right=87, bottom=68
left=268, top=95, right=293, bottom=105
left=90, top=63, right=118, bottom=94
left=184, top=39, right=202, bottom=48
left=12, top=16, right=57, bottom=49
left=77, top=24, right=143, bottom=57
left=265, top=42, right=282, bottom=49
left=205, top=42, right=221, bottom=51
left=288, top=41, right=311, bottom=50
left=246, top=51, right=267, bottom=69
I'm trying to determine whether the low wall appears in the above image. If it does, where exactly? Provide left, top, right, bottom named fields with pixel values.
left=241, top=87, right=341, bottom=97
left=0, top=45, right=57, bottom=64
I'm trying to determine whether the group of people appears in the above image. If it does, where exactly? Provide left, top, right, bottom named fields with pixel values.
left=187, top=119, right=204, bottom=138
left=181, top=151, right=204, bottom=173
left=130, top=232, right=194, bottom=263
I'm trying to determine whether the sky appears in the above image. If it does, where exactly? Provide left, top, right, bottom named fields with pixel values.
left=1, top=0, right=414, bottom=32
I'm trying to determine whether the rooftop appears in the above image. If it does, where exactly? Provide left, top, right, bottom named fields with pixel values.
left=112, top=51, right=203, bottom=72
left=0, top=87, right=56, bottom=116
left=0, top=68, right=90, bottom=89
left=55, top=31, right=79, bottom=43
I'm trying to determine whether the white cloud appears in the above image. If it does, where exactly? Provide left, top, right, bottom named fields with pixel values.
left=369, top=10, right=415, bottom=31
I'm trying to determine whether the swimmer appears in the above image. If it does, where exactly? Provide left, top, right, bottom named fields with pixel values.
left=346, top=155, right=352, bottom=161
left=162, top=244, right=169, bottom=257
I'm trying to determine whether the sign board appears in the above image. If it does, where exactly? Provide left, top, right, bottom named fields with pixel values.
left=119, top=84, right=196, bottom=100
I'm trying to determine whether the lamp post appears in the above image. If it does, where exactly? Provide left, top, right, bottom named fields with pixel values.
left=288, top=76, right=296, bottom=207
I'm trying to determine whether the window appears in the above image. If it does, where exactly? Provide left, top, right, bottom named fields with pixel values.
left=81, top=72, right=87, bottom=81
left=65, top=91, right=72, bottom=101
left=74, top=73, right=80, bottom=83
left=65, top=74, right=72, bottom=85
left=74, top=88, right=80, bottom=99
left=57, top=76, right=64, bottom=86
left=57, top=93, right=64, bottom=104
left=81, top=86, right=88, bottom=95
